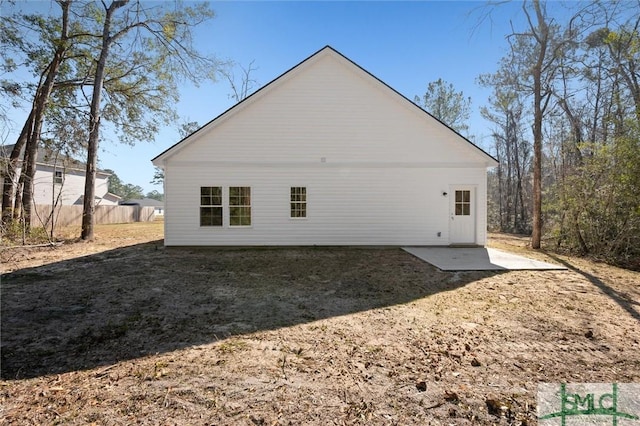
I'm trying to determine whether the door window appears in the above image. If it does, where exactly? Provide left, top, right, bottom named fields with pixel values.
left=455, top=190, right=471, bottom=216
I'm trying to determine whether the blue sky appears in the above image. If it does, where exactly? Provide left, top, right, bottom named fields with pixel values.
left=6, top=1, right=532, bottom=193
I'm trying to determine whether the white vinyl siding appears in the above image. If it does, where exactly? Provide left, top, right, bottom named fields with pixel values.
left=155, top=48, right=495, bottom=246
left=163, top=165, right=488, bottom=246
left=30, top=166, right=111, bottom=206
left=166, top=54, right=495, bottom=167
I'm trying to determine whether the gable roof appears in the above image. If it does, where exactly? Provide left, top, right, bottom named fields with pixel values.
left=152, top=46, right=498, bottom=166
left=1, top=144, right=112, bottom=176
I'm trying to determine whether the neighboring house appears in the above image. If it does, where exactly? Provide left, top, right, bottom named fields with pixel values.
left=152, top=46, right=498, bottom=246
left=0, top=144, right=120, bottom=207
left=119, top=198, right=164, bottom=216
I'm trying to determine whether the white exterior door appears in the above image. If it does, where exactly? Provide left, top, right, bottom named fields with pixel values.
left=449, top=186, right=476, bottom=245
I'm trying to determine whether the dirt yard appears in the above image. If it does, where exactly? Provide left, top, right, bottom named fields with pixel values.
left=1, top=223, right=639, bottom=425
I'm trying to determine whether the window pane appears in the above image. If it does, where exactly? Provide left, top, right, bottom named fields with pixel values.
left=200, top=207, right=222, bottom=226
left=230, top=187, right=250, bottom=206
left=291, top=203, right=304, bottom=218
left=455, top=191, right=462, bottom=202
left=201, top=187, right=222, bottom=206
left=463, top=204, right=470, bottom=215
left=200, top=187, right=222, bottom=225
left=463, top=190, right=470, bottom=203
left=455, top=204, right=462, bottom=215
left=230, top=188, right=251, bottom=225
left=231, top=216, right=251, bottom=226
left=213, top=208, right=223, bottom=225
left=291, top=187, right=306, bottom=202
left=290, top=187, right=307, bottom=218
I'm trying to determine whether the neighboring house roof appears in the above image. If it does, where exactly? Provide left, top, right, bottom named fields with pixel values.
left=0, top=144, right=111, bottom=176
left=73, top=192, right=122, bottom=205
left=119, top=198, right=164, bottom=207
left=153, top=45, right=498, bottom=166
left=103, top=193, right=123, bottom=202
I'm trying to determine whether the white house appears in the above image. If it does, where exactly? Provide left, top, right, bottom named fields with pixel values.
left=152, top=46, right=498, bottom=246
left=1, top=144, right=120, bottom=207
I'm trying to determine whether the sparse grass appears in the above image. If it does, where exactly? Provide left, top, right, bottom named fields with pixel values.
left=0, top=221, right=53, bottom=246
left=0, top=225, right=638, bottom=425
left=216, top=339, right=249, bottom=354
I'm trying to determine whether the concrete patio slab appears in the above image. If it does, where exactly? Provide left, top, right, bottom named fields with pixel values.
left=402, top=247, right=567, bottom=271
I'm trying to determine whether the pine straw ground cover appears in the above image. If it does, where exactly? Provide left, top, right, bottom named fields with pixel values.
left=1, top=222, right=639, bottom=425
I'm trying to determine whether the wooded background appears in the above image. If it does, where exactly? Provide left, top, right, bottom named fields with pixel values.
left=1, top=0, right=638, bottom=268
left=480, top=1, right=639, bottom=268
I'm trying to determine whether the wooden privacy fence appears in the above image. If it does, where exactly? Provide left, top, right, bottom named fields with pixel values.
left=31, top=204, right=155, bottom=229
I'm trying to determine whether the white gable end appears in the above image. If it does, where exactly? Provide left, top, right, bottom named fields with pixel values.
left=157, top=48, right=495, bottom=168
left=153, top=46, right=497, bottom=247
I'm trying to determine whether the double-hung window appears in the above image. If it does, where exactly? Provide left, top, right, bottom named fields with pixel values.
left=200, top=186, right=222, bottom=226
left=229, top=186, right=251, bottom=226
left=290, top=187, right=307, bottom=218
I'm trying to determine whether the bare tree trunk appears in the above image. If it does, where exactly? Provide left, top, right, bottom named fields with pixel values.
left=20, top=128, right=40, bottom=230
left=530, top=0, right=550, bottom=249
left=531, top=96, right=543, bottom=248
left=13, top=160, right=26, bottom=220
left=10, top=1, right=71, bottom=232
left=505, top=121, right=513, bottom=231
left=607, top=20, right=640, bottom=121
left=497, top=155, right=504, bottom=231
left=81, top=0, right=128, bottom=240
left=513, top=119, right=526, bottom=232
left=1, top=112, right=33, bottom=223
left=573, top=211, right=589, bottom=254
left=589, top=53, right=604, bottom=144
